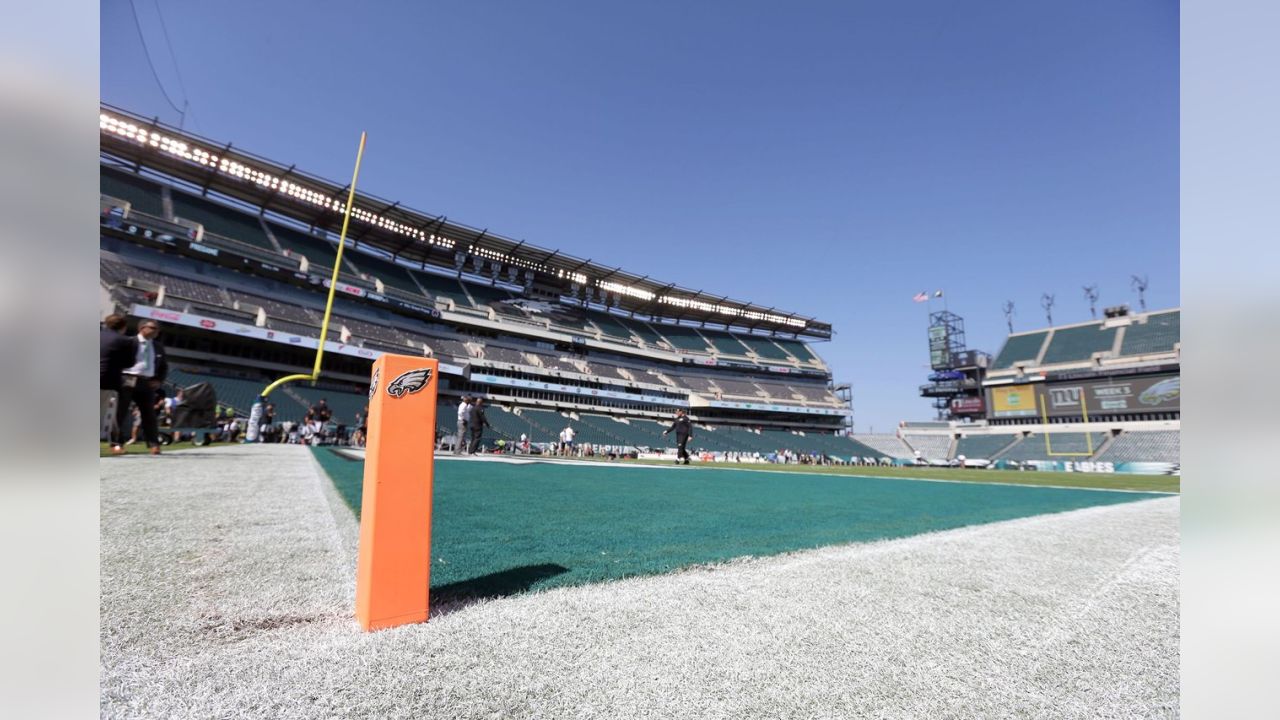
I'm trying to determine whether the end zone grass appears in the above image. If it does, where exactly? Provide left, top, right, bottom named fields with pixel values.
left=625, top=459, right=1181, bottom=493
left=313, top=448, right=1167, bottom=602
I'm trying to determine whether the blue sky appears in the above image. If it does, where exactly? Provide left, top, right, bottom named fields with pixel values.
left=101, top=0, right=1178, bottom=432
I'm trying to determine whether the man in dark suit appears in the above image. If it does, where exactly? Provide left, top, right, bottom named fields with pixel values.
left=100, top=314, right=138, bottom=455
left=117, top=319, right=169, bottom=455
left=468, top=397, right=492, bottom=454
left=663, top=408, right=695, bottom=465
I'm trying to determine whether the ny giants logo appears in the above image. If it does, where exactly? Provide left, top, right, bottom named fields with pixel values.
left=386, top=368, right=433, bottom=398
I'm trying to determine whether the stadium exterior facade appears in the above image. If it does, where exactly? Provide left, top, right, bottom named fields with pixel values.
left=896, top=306, right=1180, bottom=472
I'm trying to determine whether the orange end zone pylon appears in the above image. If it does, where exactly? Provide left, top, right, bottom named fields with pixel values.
left=355, top=353, right=439, bottom=631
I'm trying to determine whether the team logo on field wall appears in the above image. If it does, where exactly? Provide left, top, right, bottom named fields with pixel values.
left=386, top=368, right=433, bottom=398
left=369, top=368, right=381, bottom=400
left=1139, top=376, right=1180, bottom=406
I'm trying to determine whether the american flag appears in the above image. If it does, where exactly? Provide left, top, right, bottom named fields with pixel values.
left=912, top=292, right=928, bottom=303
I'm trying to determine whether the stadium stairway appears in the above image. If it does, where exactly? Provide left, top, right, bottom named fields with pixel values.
left=1094, top=430, right=1180, bottom=464
left=564, top=414, right=629, bottom=447
left=901, top=434, right=953, bottom=461
left=517, top=408, right=570, bottom=444
left=483, top=406, right=536, bottom=443
left=1089, top=433, right=1120, bottom=460
left=851, top=434, right=913, bottom=459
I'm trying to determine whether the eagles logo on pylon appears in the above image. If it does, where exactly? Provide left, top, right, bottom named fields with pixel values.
left=368, top=368, right=380, bottom=400
left=386, top=367, right=433, bottom=398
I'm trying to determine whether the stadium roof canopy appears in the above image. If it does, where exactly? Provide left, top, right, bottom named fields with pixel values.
left=99, top=104, right=831, bottom=339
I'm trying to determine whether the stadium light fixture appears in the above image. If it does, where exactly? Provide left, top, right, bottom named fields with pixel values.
left=598, top=280, right=655, bottom=301
left=100, top=110, right=455, bottom=251
left=102, top=109, right=818, bottom=334
left=557, top=269, right=588, bottom=285
left=656, top=295, right=806, bottom=328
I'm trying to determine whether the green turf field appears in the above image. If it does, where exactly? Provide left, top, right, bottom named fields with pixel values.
left=313, top=449, right=1168, bottom=603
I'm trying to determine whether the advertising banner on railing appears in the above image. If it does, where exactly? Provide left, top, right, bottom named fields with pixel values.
left=704, top=399, right=849, bottom=416
left=1020, top=460, right=1180, bottom=475
left=128, top=303, right=464, bottom=375
left=316, top=277, right=368, bottom=298
left=467, top=373, right=687, bottom=406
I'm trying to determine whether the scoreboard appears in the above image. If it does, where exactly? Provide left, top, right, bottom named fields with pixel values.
left=987, top=373, right=1180, bottom=419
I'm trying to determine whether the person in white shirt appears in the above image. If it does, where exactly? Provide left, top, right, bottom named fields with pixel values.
left=454, top=396, right=472, bottom=453
left=559, top=425, right=575, bottom=457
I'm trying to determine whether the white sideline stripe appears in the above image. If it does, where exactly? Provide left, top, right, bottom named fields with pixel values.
left=331, top=446, right=1175, bottom=492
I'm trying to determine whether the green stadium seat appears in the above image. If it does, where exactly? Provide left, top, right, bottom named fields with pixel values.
left=995, top=433, right=1107, bottom=463
left=953, top=434, right=1018, bottom=460
left=738, top=336, right=791, bottom=361
left=778, top=339, right=819, bottom=363
left=703, top=330, right=750, bottom=356
left=166, top=368, right=268, bottom=417
left=1120, top=311, right=1180, bottom=356
left=1040, top=324, right=1118, bottom=365
left=100, top=167, right=164, bottom=217
left=1094, top=430, right=1179, bottom=464
left=462, top=281, right=516, bottom=309
left=902, top=434, right=952, bottom=460
left=851, top=434, right=913, bottom=458
left=344, top=251, right=425, bottom=296
left=269, top=223, right=341, bottom=270
left=620, top=318, right=666, bottom=346
left=285, top=384, right=369, bottom=426
left=170, top=192, right=276, bottom=251
left=410, top=270, right=466, bottom=302
left=586, top=312, right=637, bottom=342
left=653, top=324, right=712, bottom=352
left=991, top=331, right=1049, bottom=370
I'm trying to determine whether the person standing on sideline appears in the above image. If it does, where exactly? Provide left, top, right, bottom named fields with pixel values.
left=560, top=424, right=575, bottom=457
left=455, top=396, right=472, bottom=453
left=468, top=397, right=491, bottom=454
left=117, top=319, right=168, bottom=455
left=100, top=314, right=137, bottom=455
left=663, top=408, right=694, bottom=465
